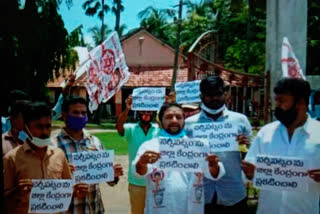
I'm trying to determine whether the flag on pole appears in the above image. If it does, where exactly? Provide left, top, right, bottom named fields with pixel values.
left=86, top=32, right=130, bottom=112
left=281, top=37, right=306, bottom=79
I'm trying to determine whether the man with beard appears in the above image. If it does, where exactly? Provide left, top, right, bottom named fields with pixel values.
left=185, top=76, right=252, bottom=213
left=242, top=78, right=320, bottom=214
left=133, top=103, right=225, bottom=214
left=116, top=94, right=159, bottom=214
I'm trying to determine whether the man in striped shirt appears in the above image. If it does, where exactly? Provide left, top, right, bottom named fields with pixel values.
left=53, top=95, right=123, bottom=214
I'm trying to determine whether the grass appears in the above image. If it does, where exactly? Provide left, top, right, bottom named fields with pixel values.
left=93, top=132, right=128, bottom=155
left=53, top=120, right=115, bottom=129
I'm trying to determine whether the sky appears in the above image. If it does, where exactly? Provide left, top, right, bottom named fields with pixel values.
left=59, top=0, right=199, bottom=45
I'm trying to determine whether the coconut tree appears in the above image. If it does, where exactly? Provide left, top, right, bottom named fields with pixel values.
left=82, top=0, right=109, bottom=44
left=88, top=24, right=112, bottom=46
left=112, top=0, right=124, bottom=34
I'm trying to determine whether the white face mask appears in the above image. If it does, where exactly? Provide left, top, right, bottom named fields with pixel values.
left=31, top=136, right=52, bottom=148
left=315, top=105, right=320, bottom=118
left=25, top=125, right=52, bottom=148
left=201, top=103, right=226, bottom=115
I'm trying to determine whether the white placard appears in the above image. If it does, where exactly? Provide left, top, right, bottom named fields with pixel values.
left=29, top=179, right=74, bottom=213
left=253, top=155, right=309, bottom=192
left=187, top=122, right=239, bottom=152
left=132, top=87, right=165, bottom=111
left=158, top=137, right=208, bottom=172
left=72, top=150, right=114, bottom=184
left=175, top=80, right=201, bottom=104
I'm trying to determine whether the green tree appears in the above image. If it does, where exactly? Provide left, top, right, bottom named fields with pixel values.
left=89, top=24, right=112, bottom=46
left=82, top=0, right=110, bottom=43
left=138, top=6, right=175, bottom=41
left=0, top=0, right=76, bottom=107
left=112, top=0, right=124, bottom=34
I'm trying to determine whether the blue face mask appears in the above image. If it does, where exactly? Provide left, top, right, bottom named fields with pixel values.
left=18, top=130, right=29, bottom=141
left=66, top=115, right=88, bottom=131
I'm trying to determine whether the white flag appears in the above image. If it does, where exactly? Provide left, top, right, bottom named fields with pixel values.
left=86, top=32, right=130, bottom=112
left=281, top=37, right=305, bottom=79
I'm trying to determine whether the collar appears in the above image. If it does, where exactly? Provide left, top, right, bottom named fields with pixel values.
left=22, top=141, right=54, bottom=156
left=159, top=129, right=186, bottom=138
left=279, top=114, right=311, bottom=136
left=60, top=127, right=91, bottom=141
left=199, top=108, right=230, bottom=121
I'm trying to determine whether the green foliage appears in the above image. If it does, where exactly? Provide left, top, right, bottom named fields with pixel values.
left=94, top=132, right=128, bottom=155
left=0, top=0, right=77, bottom=107
left=89, top=24, right=112, bottom=46
left=307, top=0, right=320, bottom=75
left=138, top=0, right=266, bottom=75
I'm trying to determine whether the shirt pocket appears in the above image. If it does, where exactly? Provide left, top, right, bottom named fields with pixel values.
left=47, top=160, right=64, bottom=179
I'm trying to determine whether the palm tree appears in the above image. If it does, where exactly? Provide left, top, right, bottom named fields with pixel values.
left=118, top=24, right=127, bottom=37
left=82, top=0, right=109, bottom=44
left=112, top=0, right=124, bottom=34
left=88, top=24, right=112, bottom=46
left=137, top=6, right=175, bottom=40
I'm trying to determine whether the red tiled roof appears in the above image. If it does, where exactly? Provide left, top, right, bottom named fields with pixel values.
left=52, top=66, right=189, bottom=88
left=125, top=67, right=189, bottom=87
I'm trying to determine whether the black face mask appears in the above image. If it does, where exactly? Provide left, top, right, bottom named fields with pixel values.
left=274, top=106, right=298, bottom=127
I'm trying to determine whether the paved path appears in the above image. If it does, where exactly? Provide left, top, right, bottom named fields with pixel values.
left=51, top=128, right=131, bottom=214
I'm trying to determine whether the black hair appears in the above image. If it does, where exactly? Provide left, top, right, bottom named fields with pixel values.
left=9, top=89, right=31, bottom=103
left=10, top=100, right=31, bottom=117
left=200, top=75, right=225, bottom=95
left=62, top=95, right=88, bottom=113
left=274, top=78, right=311, bottom=105
left=24, top=102, right=52, bottom=125
left=158, top=103, right=183, bottom=123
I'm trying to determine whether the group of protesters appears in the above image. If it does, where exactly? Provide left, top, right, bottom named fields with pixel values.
left=2, top=74, right=320, bottom=214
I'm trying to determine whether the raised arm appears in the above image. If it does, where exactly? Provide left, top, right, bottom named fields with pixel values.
left=116, top=95, right=132, bottom=136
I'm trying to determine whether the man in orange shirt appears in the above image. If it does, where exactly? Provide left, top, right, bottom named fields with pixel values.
left=3, top=102, right=87, bottom=214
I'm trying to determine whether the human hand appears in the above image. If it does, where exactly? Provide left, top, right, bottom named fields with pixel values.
left=114, top=163, right=124, bottom=178
left=206, top=154, right=220, bottom=178
left=241, top=160, right=256, bottom=180
left=139, top=151, right=161, bottom=165
left=17, top=179, right=33, bottom=196
left=237, top=134, right=250, bottom=146
left=74, top=183, right=89, bottom=198
left=308, top=169, right=320, bottom=182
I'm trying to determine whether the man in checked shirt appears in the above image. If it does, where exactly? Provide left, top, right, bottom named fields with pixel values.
left=53, top=95, right=124, bottom=214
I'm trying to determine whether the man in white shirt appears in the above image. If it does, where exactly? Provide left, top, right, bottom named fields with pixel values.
left=133, top=103, right=226, bottom=214
left=243, top=77, right=320, bottom=214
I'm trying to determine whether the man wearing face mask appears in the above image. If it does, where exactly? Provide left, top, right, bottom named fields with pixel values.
left=116, top=94, right=159, bottom=214
left=185, top=76, right=252, bottom=213
left=133, top=103, right=225, bottom=214
left=242, top=78, right=320, bottom=214
left=53, top=95, right=123, bottom=214
left=3, top=102, right=84, bottom=214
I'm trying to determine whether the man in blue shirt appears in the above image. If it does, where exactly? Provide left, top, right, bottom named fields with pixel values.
left=185, top=76, right=251, bottom=213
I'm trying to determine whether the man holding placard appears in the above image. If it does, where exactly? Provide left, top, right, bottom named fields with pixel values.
left=3, top=102, right=86, bottom=214
left=116, top=93, right=160, bottom=214
left=243, top=78, right=320, bottom=214
left=185, top=76, right=252, bottom=213
left=54, top=95, right=123, bottom=214
left=133, top=103, right=225, bottom=214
